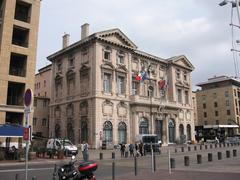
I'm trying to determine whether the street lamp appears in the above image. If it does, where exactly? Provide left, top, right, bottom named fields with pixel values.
left=219, top=0, right=240, bottom=25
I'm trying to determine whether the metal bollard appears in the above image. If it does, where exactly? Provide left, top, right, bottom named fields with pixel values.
left=52, top=164, right=57, bottom=180
left=208, top=153, right=213, bottom=162
left=233, top=149, right=237, bottom=157
left=226, top=150, right=230, bottom=158
left=153, top=154, right=156, bottom=172
left=181, top=147, right=184, bottom=152
left=112, top=152, right=115, bottom=159
left=112, top=161, right=115, bottom=180
left=134, top=156, right=137, bottom=176
left=15, top=174, right=19, bottom=180
left=32, top=176, right=37, bottom=180
left=99, top=152, right=103, bottom=160
left=194, top=146, right=197, bottom=151
left=205, top=145, right=208, bottom=150
left=175, top=148, right=177, bottom=153
left=184, top=156, right=189, bottom=166
left=170, top=158, right=175, bottom=169
left=188, top=146, right=191, bottom=151
left=197, top=154, right=202, bottom=164
left=218, top=152, right=222, bottom=160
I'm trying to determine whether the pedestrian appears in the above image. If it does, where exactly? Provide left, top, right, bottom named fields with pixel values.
left=120, top=143, right=125, bottom=157
left=82, top=141, right=89, bottom=161
left=139, top=142, right=143, bottom=156
left=129, top=143, right=134, bottom=157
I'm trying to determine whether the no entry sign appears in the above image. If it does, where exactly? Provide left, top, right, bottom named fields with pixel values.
left=24, top=89, right=32, bottom=107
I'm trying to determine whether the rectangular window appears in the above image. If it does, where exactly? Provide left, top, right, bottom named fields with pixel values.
left=204, top=120, right=207, bottom=125
left=176, top=69, right=180, bottom=79
left=215, top=111, right=218, bottom=116
left=204, top=112, right=207, bottom=118
left=104, top=51, right=111, bottom=61
left=216, top=120, right=219, bottom=125
left=33, top=118, right=37, bottom=126
left=227, top=110, right=231, bottom=115
left=226, top=100, right=230, bottom=106
left=203, top=103, right=206, bottom=109
left=12, top=25, right=29, bottom=47
left=236, top=108, right=239, bottom=115
left=234, top=89, right=237, bottom=96
left=177, top=89, right=182, bottom=103
left=42, top=118, right=47, bottom=127
left=132, top=80, right=139, bottom=95
left=9, top=53, right=27, bottom=77
left=183, top=71, right=187, bottom=81
left=117, top=54, right=124, bottom=64
left=117, top=76, right=125, bottom=94
left=103, top=73, right=111, bottom=93
left=214, top=102, right=218, bottom=107
left=14, top=1, right=31, bottom=23
left=225, top=91, right=229, bottom=97
left=184, top=91, right=189, bottom=104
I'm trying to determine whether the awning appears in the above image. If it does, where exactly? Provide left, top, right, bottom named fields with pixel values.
left=203, top=124, right=239, bottom=129
left=0, top=124, right=24, bottom=137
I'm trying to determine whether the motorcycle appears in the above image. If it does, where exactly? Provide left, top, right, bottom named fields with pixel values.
left=57, top=156, right=98, bottom=180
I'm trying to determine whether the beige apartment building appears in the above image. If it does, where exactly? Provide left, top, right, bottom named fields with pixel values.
left=47, top=24, right=195, bottom=148
left=0, top=0, right=41, bottom=144
left=196, top=76, right=240, bottom=141
left=33, top=64, right=52, bottom=138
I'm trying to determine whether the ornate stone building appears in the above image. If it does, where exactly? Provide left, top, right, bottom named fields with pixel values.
left=48, top=24, right=195, bottom=148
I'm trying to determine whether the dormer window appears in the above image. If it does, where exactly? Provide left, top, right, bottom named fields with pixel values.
left=103, top=46, right=111, bottom=61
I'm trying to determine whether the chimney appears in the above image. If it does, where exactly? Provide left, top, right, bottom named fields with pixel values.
left=81, top=23, right=89, bottom=39
left=62, top=33, right=70, bottom=49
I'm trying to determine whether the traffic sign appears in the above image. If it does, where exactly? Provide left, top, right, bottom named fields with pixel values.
left=23, top=127, right=29, bottom=141
left=24, top=89, right=32, bottom=107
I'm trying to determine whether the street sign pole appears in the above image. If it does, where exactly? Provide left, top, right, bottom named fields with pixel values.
left=23, top=89, right=32, bottom=180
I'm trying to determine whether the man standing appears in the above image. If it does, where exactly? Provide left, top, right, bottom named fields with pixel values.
left=81, top=141, right=89, bottom=161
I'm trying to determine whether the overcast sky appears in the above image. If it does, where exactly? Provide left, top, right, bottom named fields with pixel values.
left=36, top=0, right=240, bottom=88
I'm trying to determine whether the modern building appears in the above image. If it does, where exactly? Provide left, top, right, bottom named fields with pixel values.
left=33, top=64, right=52, bottom=138
left=0, top=0, right=41, bottom=145
left=47, top=24, right=195, bottom=148
left=196, top=76, right=240, bottom=141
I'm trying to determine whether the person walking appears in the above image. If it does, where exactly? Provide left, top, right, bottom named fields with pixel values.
left=129, top=143, right=134, bottom=157
left=120, top=143, right=125, bottom=157
left=139, top=142, right=143, bottom=156
left=82, top=141, right=89, bottom=161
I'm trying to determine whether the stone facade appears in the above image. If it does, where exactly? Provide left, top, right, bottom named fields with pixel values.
left=0, top=0, right=41, bottom=143
left=48, top=25, right=195, bottom=148
left=33, top=64, right=52, bottom=138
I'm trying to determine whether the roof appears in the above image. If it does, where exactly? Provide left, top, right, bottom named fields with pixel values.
left=196, top=76, right=240, bottom=86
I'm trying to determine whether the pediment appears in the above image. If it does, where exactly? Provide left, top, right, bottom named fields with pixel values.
left=101, top=62, right=115, bottom=70
left=116, top=64, right=127, bottom=73
left=96, top=29, right=137, bottom=49
left=169, top=55, right=194, bottom=71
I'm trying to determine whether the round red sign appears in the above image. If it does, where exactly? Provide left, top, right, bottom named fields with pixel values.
left=24, top=89, right=32, bottom=107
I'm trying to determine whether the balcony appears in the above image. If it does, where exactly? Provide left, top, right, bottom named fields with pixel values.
left=14, top=1, right=31, bottom=23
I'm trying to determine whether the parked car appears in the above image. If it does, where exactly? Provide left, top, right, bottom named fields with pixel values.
left=46, top=138, right=78, bottom=156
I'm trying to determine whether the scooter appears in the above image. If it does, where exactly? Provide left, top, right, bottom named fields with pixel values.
left=57, top=156, right=97, bottom=180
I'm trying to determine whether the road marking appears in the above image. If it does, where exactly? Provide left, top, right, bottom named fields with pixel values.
left=0, top=168, right=54, bottom=173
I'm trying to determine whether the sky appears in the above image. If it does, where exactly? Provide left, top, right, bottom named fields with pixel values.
left=36, top=0, right=240, bottom=89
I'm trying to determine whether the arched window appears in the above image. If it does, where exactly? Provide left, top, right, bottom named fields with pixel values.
left=187, top=124, right=191, bottom=141
left=168, top=119, right=175, bottom=143
left=118, top=122, right=127, bottom=144
left=55, top=124, right=61, bottom=138
left=103, top=121, right=113, bottom=143
left=81, top=121, right=88, bottom=143
left=179, top=124, right=184, bottom=136
left=139, top=117, right=149, bottom=134
left=67, top=123, right=75, bottom=143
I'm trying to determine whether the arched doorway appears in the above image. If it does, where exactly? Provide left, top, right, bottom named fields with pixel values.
left=187, top=124, right=191, bottom=141
left=168, top=119, right=175, bottom=143
left=67, top=123, right=75, bottom=143
left=139, top=117, right=149, bottom=134
left=118, top=122, right=127, bottom=144
left=81, top=121, right=88, bottom=143
left=55, top=124, right=61, bottom=138
left=103, top=121, right=113, bottom=143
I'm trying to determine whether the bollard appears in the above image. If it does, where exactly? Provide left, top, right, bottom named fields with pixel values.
left=197, top=154, right=202, bottom=164
left=233, top=149, right=237, bottom=157
left=175, top=148, right=177, bottom=153
left=112, top=152, right=115, bottom=159
left=226, top=150, right=230, bottom=158
left=215, top=144, right=218, bottom=148
left=52, top=164, right=57, bottom=180
left=15, top=174, right=19, bottom=180
left=188, top=146, right=191, bottom=151
left=208, top=153, right=212, bottom=162
left=194, top=146, right=197, bottom=151
left=99, top=152, right=103, bottom=160
left=205, top=145, right=208, bottom=150
left=223, top=143, right=226, bottom=147
left=170, top=158, right=175, bottom=169
left=134, top=156, right=137, bottom=176
left=112, top=161, right=115, bottom=180
left=181, top=147, right=184, bottom=152
left=153, top=154, right=156, bottom=172
left=184, top=156, right=189, bottom=166
left=200, top=145, right=202, bottom=150
left=32, top=176, right=36, bottom=180
left=210, top=144, right=212, bottom=149
left=227, top=143, right=230, bottom=147
left=219, top=143, right=222, bottom=148
left=218, top=152, right=222, bottom=160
